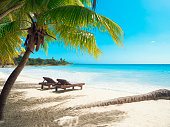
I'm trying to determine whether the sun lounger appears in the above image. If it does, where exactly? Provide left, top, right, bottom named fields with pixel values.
left=39, top=77, right=60, bottom=89
left=55, top=79, right=85, bottom=92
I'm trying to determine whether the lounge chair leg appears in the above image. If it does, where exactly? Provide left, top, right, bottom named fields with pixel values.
left=64, top=88, right=66, bottom=92
left=72, top=86, right=74, bottom=90
left=48, top=85, right=50, bottom=90
left=55, top=87, right=58, bottom=91
left=41, top=85, right=44, bottom=89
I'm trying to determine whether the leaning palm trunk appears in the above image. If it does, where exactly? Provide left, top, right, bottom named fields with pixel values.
left=72, top=89, right=170, bottom=109
left=0, top=41, right=34, bottom=120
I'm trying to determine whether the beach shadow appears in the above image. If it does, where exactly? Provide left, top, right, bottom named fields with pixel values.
left=36, top=88, right=53, bottom=90
left=2, top=90, right=85, bottom=127
left=53, top=88, right=82, bottom=93
left=13, top=83, right=40, bottom=89
left=7, top=90, right=84, bottom=106
left=37, top=85, right=82, bottom=93
left=36, top=87, right=82, bottom=94
left=77, top=110, right=126, bottom=127
left=0, top=80, right=5, bottom=86
left=2, top=88, right=127, bottom=127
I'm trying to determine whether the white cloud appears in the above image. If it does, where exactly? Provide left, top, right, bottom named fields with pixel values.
left=151, top=41, right=156, bottom=43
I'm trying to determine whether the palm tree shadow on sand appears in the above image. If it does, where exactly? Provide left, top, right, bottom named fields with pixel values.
left=72, top=89, right=170, bottom=110
left=1, top=87, right=126, bottom=127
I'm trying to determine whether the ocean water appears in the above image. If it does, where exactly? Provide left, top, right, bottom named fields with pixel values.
left=0, top=64, right=170, bottom=94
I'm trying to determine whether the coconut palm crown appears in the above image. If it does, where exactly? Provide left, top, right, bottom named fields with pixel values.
left=0, top=0, right=124, bottom=120
left=0, top=0, right=123, bottom=63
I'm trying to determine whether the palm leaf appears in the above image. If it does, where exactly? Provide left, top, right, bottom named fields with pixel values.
left=0, top=0, right=24, bottom=15
left=54, top=24, right=102, bottom=58
left=80, top=0, right=92, bottom=7
left=0, top=21, right=27, bottom=64
left=0, top=0, right=24, bottom=20
left=23, top=0, right=84, bottom=15
left=40, top=5, right=123, bottom=47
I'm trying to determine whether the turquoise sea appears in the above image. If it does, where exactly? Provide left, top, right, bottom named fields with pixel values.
left=0, top=64, right=170, bottom=94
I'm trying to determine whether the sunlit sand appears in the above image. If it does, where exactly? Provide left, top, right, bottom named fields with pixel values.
left=0, top=72, right=170, bottom=127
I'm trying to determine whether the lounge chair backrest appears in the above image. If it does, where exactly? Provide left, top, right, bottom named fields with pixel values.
left=43, top=77, right=56, bottom=83
left=57, top=79, right=71, bottom=85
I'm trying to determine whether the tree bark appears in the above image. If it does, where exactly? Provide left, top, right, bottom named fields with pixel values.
left=0, top=47, right=32, bottom=120
left=71, top=89, right=170, bottom=110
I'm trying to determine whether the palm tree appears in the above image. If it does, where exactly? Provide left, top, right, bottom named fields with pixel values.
left=0, top=0, right=124, bottom=120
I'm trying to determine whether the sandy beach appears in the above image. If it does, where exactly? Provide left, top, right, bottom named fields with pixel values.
left=0, top=72, right=170, bottom=127
left=1, top=0, right=170, bottom=126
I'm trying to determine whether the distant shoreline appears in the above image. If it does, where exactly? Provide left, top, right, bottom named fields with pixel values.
left=0, top=63, right=73, bottom=68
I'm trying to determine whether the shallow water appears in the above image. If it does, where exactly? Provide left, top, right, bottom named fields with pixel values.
left=0, top=64, right=170, bottom=94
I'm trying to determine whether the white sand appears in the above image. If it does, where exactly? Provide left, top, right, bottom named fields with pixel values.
left=0, top=72, right=170, bottom=127
left=114, top=100, right=170, bottom=127
left=79, top=100, right=170, bottom=127
left=10, top=87, right=170, bottom=127
left=0, top=71, right=40, bottom=83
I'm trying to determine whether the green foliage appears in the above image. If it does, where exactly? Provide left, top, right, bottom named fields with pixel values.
left=40, top=5, right=124, bottom=57
left=0, top=21, right=26, bottom=64
left=0, top=0, right=27, bottom=64
left=0, top=0, right=24, bottom=15
left=80, top=0, right=92, bottom=7
left=0, top=0, right=124, bottom=63
left=14, top=55, right=71, bottom=65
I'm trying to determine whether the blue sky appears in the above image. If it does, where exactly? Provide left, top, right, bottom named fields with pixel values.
left=31, top=0, right=170, bottom=64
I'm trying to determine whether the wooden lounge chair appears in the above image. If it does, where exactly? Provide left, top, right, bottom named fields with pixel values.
left=39, top=77, right=60, bottom=89
left=55, top=79, right=85, bottom=92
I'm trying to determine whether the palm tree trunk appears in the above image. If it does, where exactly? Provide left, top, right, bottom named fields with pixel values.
left=0, top=47, right=32, bottom=120
left=72, top=89, right=170, bottom=110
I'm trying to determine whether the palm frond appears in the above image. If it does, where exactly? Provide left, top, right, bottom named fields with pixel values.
left=23, top=0, right=84, bottom=15
left=41, top=40, right=48, bottom=55
left=80, top=0, right=92, bottom=7
left=47, top=0, right=84, bottom=9
left=41, top=5, right=124, bottom=47
left=0, top=21, right=27, bottom=63
left=54, top=24, right=102, bottom=58
left=0, top=0, right=24, bottom=15
left=99, top=15, right=124, bottom=46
